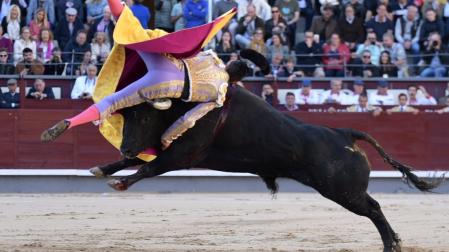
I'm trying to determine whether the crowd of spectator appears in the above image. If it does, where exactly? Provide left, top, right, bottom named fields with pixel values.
left=272, top=78, right=449, bottom=113
left=0, top=0, right=449, bottom=78
left=2, top=0, right=449, bottom=112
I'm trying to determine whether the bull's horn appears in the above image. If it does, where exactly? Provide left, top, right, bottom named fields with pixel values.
left=152, top=98, right=172, bottom=110
left=137, top=89, right=172, bottom=110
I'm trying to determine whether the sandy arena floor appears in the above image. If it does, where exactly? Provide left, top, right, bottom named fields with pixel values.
left=0, top=193, right=448, bottom=252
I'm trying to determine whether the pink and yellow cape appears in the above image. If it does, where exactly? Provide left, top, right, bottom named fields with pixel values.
left=92, top=6, right=236, bottom=161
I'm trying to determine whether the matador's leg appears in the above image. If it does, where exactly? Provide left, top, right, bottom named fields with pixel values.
left=161, top=102, right=217, bottom=149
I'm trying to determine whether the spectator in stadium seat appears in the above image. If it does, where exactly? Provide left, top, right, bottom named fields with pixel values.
left=29, top=8, right=51, bottom=41
left=215, top=30, right=235, bottom=63
left=1, top=4, right=23, bottom=41
left=264, top=6, right=287, bottom=40
left=155, top=0, right=175, bottom=32
left=369, top=80, right=396, bottom=105
left=54, top=7, right=84, bottom=51
left=275, top=0, right=299, bottom=47
left=15, top=47, right=45, bottom=76
left=13, top=27, right=37, bottom=64
left=419, top=8, right=444, bottom=47
left=266, top=53, right=284, bottom=77
left=55, top=0, right=84, bottom=24
left=171, top=0, right=186, bottom=32
left=261, top=83, right=275, bottom=105
left=394, top=5, right=421, bottom=61
left=88, top=6, right=115, bottom=43
left=26, top=78, right=55, bottom=100
left=278, top=56, right=300, bottom=80
left=390, top=0, right=410, bottom=22
left=280, top=92, right=299, bottom=111
left=407, top=84, right=437, bottom=105
left=91, top=31, right=111, bottom=64
left=0, top=48, right=14, bottom=74
left=71, top=64, right=98, bottom=99
left=381, top=33, right=407, bottom=77
left=183, top=0, right=207, bottom=28
left=0, top=78, right=19, bottom=108
left=338, top=4, right=365, bottom=51
left=378, top=50, right=399, bottom=77
left=44, top=47, right=66, bottom=75
left=294, top=31, right=325, bottom=77
left=75, top=50, right=95, bottom=76
left=344, top=93, right=382, bottom=116
left=297, top=79, right=320, bottom=104
left=310, top=5, right=338, bottom=43
left=235, top=4, right=264, bottom=49
left=37, top=28, right=58, bottom=63
left=341, top=0, right=365, bottom=20
left=63, top=30, right=91, bottom=67
left=422, top=0, right=444, bottom=18
left=0, top=0, right=19, bottom=22
left=236, top=0, right=272, bottom=22
left=267, top=34, right=290, bottom=62
left=86, top=0, right=108, bottom=25
left=351, top=50, right=380, bottom=77
left=366, top=4, right=394, bottom=42
left=386, top=93, right=419, bottom=114
left=420, top=33, right=449, bottom=77
left=346, top=78, right=365, bottom=105
left=27, top=0, right=55, bottom=25
left=0, top=26, right=13, bottom=56
left=322, top=33, right=351, bottom=77
left=320, top=79, right=351, bottom=104
left=249, top=28, right=267, bottom=57
left=355, top=32, right=382, bottom=65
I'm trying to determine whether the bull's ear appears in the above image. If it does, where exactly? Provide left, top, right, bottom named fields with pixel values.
left=152, top=98, right=172, bottom=110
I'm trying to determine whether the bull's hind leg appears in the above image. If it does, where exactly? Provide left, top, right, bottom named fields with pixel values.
left=89, top=158, right=146, bottom=178
left=335, top=192, right=401, bottom=252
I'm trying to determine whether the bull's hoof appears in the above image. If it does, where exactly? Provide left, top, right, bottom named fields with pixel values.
left=89, top=167, right=105, bottom=178
left=107, top=179, right=128, bottom=191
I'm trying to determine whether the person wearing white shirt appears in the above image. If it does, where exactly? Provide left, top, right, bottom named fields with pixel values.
left=71, top=64, right=98, bottom=99
left=407, top=85, right=437, bottom=105
left=236, top=0, right=271, bottom=21
left=346, top=79, right=365, bottom=105
left=296, top=79, right=319, bottom=104
left=319, top=79, right=351, bottom=105
left=369, top=80, right=396, bottom=105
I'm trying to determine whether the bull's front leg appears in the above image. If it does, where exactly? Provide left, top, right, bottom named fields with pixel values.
left=107, top=158, right=178, bottom=191
left=89, top=158, right=146, bottom=178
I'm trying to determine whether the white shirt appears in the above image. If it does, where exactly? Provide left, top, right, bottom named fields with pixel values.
left=408, top=96, right=437, bottom=105
left=296, top=89, right=320, bottom=104
left=319, top=90, right=351, bottom=105
left=346, top=94, right=360, bottom=105
left=369, top=92, right=396, bottom=105
left=237, top=0, right=272, bottom=21
left=71, top=76, right=97, bottom=99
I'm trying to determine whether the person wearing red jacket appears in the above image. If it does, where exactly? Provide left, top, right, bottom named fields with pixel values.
left=322, top=33, right=350, bottom=77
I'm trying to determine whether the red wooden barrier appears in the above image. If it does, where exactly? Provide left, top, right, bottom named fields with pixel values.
left=0, top=105, right=448, bottom=170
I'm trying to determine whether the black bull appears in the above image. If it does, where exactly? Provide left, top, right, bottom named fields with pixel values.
left=91, top=86, right=440, bottom=251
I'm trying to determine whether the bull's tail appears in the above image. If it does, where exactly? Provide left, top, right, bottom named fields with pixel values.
left=344, top=128, right=443, bottom=192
